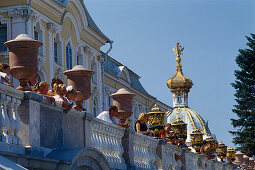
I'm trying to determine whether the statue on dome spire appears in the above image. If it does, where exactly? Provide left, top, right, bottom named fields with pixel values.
left=173, top=42, right=184, bottom=71
left=173, top=42, right=184, bottom=57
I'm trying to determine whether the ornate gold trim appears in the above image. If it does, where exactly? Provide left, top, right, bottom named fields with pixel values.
left=188, top=107, right=209, bottom=136
left=166, top=108, right=173, bottom=117
left=184, top=107, right=197, bottom=129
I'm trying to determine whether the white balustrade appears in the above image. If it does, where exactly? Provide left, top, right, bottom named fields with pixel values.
left=164, top=143, right=182, bottom=170
left=214, top=161, right=225, bottom=170
left=0, top=84, right=24, bottom=145
left=204, top=158, right=213, bottom=170
left=185, top=151, right=199, bottom=170
left=90, top=118, right=125, bottom=169
left=133, top=133, right=158, bottom=169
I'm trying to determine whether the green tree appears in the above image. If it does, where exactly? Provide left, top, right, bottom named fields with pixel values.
left=230, top=34, right=255, bottom=157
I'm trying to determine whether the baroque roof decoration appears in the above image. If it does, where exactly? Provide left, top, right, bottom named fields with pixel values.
left=167, top=42, right=193, bottom=93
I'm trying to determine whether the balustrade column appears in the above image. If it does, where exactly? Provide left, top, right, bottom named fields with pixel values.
left=0, top=94, right=11, bottom=143
left=12, top=98, right=22, bottom=144
left=7, top=97, right=15, bottom=144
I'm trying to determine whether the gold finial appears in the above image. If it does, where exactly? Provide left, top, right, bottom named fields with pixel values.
left=173, top=42, right=184, bottom=57
left=173, top=42, right=184, bottom=71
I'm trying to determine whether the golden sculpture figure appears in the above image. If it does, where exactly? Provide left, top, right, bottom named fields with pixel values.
left=173, top=42, right=184, bottom=57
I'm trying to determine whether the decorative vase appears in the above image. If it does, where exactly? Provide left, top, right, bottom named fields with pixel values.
left=190, top=128, right=203, bottom=153
left=63, top=65, right=94, bottom=109
left=217, top=141, right=227, bottom=162
left=235, top=151, right=244, bottom=167
left=147, top=104, right=165, bottom=139
left=4, top=34, right=42, bottom=91
left=110, top=88, right=135, bottom=123
left=171, top=117, right=187, bottom=146
left=226, top=146, right=235, bottom=164
left=243, top=155, right=249, bottom=169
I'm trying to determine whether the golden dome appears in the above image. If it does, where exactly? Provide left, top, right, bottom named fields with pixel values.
left=166, top=42, right=193, bottom=92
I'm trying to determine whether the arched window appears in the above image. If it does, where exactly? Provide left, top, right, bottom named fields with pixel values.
left=91, top=61, right=97, bottom=84
left=0, top=22, right=7, bottom=52
left=34, top=23, right=43, bottom=55
left=93, top=97, right=98, bottom=117
left=66, top=42, right=72, bottom=69
left=54, top=34, right=62, bottom=64
left=177, top=95, right=182, bottom=103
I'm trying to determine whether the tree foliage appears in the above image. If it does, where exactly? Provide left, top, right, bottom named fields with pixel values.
left=230, top=33, right=255, bottom=157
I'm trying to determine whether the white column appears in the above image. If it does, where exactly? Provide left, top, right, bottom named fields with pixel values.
left=47, top=23, right=57, bottom=82
left=8, top=8, right=26, bottom=38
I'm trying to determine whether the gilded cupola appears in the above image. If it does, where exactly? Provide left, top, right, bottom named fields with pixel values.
left=166, top=42, right=193, bottom=93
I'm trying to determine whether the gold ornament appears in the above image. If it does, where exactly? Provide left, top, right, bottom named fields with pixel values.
left=190, top=128, right=203, bottom=153
left=226, top=146, right=236, bottom=164
left=148, top=104, right=165, bottom=139
left=217, top=141, right=227, bottom=162
left=171, top=117, right=187, bottom=145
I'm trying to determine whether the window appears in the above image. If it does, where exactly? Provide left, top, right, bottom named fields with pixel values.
left=54, top=41, right=58, bottom=62
left=177, top=95, right=182, bottom=103
left=34, top=23, right=43, bottom=55
left=76, top=48, right=83, bottom=65
left=54, top=34, right=62, bottom=64
left=91, top=62, right=97, bottom=84
left=0, top=22, right=7, bottom=51
left=66, top=42, right=72, bottom=69
left=93, top=97, right=98, bottom=117
left=108, top=96, right=112, bottom=107
left=77, top=55, right=83, bottom=65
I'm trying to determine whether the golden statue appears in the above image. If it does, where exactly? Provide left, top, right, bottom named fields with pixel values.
left=173, top=42, right=184, bottom=57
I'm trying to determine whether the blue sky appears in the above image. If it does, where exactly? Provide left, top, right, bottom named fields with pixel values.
left=84, top=0, right=255, bottom=147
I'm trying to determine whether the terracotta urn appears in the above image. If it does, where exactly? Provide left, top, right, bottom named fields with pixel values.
left=243, top=155, right=249, bottom=169
left=190, top=128, right=203, bottom=153
left=110, top=88, right=135, bottom=123
left=226, top=146, right=235, bottom=164
left=63, top=65, right=94, bottom=108
left=248, top=158, right=254, bottom=170
left=171, top=117, right=187, bottom=146
left=235, top=151, right=244, bottom=167
left=147, top=104, right=165, bottom=139
left=4, top=34, right=42, bottom=91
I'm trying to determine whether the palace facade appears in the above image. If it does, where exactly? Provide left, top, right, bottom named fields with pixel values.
left=0, top=0, right=170, bottom=125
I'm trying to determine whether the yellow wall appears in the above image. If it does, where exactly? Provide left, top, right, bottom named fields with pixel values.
left=0, top=0, right=27, bottom=7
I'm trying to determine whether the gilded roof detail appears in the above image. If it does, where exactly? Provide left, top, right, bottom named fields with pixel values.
left=167, top=42, right=193, bottom=92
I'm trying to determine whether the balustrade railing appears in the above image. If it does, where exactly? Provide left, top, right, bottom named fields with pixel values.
left=90, top=118, right=126, bottom=169
left=133, top=133, right=158, bottom=169
left=164, top=143, right=182, bottom=169
left=185, top=150, right=200, bottom=170
left=0, top=84, right=24, bottom=153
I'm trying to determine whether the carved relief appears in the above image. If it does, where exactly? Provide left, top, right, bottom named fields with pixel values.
left=47, top=23, right=57, bottom=33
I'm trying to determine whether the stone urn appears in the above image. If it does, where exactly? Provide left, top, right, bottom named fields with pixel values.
left=235, top=151, right=244, bottom=167
left=217, top=141, right=227, bottom=162
left=147, top=104, right=165, bottom=139
left=226, top=146, right=235, bottom=164
left=110, top=88, right=135, bottom=123
left=4, top=34, right=42, bottom=91
left=171, top=117, right=187, bottom=146
left=190, top=128, right=203, bottom=153
left=248, top=158, right=255, bottom=169
left=243, top=155, right=249, bottom=169
left=63, top=65, right=94, bottom=109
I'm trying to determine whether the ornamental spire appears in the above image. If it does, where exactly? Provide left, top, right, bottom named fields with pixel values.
left=173, top=42, right=184, bottom=72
